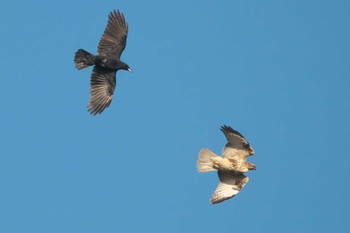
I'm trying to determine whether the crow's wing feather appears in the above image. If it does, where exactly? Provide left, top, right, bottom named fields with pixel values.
left=98, top=10, right=128, bottom=58
left=88, top=66, right=116, bottom=115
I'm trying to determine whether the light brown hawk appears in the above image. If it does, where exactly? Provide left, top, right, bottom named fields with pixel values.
left=197, top=125, right=256, bottom=204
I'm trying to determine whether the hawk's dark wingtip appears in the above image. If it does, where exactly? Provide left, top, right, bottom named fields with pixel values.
left=220, top=125, right=246, bottom=139
left=220, top=125, right=234, bottom=133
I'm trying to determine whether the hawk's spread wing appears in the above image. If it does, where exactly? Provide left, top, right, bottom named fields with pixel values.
left=98, top=10, right=128, bottom=58
left=221, top=125, right=254, bottom=160
left=88, top=66, right=116, bottom=115
left=210, top=171, right=249, bottom=204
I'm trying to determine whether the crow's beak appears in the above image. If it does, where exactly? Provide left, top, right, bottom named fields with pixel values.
left=127, top=68, right=133, bottom=73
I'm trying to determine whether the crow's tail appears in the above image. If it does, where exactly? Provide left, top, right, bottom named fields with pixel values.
left=74, top=49, right=96, bottom=70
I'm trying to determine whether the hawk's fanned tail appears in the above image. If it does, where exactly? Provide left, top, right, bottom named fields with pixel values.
left=197, top=148, right=219, bottom=173
left=74, top=49, right=96, bottom=70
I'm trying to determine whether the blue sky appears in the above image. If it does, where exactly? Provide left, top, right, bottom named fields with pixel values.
left=1, top=0, right=349, bottom=232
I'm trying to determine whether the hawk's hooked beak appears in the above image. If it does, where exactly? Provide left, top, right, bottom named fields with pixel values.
left=127, top=67, right=133, bottom=73
left=250, top=147, right=255, bottom=155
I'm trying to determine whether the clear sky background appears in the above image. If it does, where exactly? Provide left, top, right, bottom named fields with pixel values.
left=1, top=0, right=349, bottom=232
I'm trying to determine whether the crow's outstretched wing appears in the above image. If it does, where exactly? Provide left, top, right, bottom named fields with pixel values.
left=98, top=10, right=128, bottom=58
left=88, top=66, right=116, bottom=115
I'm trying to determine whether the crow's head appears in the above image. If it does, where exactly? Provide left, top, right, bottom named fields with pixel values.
left=121, top=63, right=132, bottom=73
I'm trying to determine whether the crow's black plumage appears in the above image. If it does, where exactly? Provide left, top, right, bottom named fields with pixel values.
left=74, top=10, right=132, bottom=115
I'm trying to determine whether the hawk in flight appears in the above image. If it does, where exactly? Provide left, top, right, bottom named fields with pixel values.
left=197, top=125, right=256, bottom=204
left=74, top=10, right=132, bottom=115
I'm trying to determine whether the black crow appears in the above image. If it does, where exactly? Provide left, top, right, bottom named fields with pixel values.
left=74, top=10, right=132, bottom=115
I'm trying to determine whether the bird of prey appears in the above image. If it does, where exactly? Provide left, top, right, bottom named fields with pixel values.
left=197, top=125, right=256, bottom=204
left=74, top=10, right=132, bottom=115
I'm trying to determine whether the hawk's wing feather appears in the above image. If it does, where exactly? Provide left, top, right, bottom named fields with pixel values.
left=221, top=125, right=254, bottom=159
left=98, top=10, right=128, bottom=58
left=88, top=66, right=116, bottom=115
left=210, top=171, right=249, bottom=204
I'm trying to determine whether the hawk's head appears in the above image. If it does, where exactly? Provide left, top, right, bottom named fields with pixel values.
left=243, top=142, right=255, bottom=155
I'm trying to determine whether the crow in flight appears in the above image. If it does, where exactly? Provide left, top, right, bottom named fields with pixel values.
left=74, top=10, right=132, bottom=115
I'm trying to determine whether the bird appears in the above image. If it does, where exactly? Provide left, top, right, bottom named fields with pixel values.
left=197, top=125, right=256, bottom=204
left=74, top=10, right=132, bottom=115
